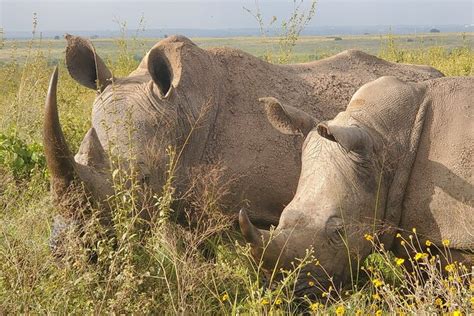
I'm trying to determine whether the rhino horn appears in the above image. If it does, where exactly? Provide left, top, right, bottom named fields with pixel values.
left=239, top=209, right=275, bottom=258
left=44, top=66, right=78, bottom=199
left=240, top=209, right=287, bottom=268
left=239, top=209, right=264, bottom=246
left=75, top=127, right=107, bottom=168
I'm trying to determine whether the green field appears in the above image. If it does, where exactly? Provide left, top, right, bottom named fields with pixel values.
left=1, top=32, right=472, bottom=63
left=0, top=32, right=473, bottom=314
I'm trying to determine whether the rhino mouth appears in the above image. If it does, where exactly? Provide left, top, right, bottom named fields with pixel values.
left=293, top=267, right=345, bottom=298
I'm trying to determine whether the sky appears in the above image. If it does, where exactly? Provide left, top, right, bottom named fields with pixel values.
left=1, top=0, right=473, bottom=32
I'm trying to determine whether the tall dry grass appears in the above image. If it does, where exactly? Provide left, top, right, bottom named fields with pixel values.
left=0, top=18, right=473, bottom=314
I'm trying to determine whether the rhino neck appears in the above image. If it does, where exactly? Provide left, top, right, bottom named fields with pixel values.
left=397, top=78, right=474, bottom=252
left=348, top=79, right=430, bottom=249
left=381, top=98, right=430, bottom=245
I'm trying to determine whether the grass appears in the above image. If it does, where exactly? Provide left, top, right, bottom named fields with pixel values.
left=1, top=32, right=473, bottom=66
left=0, top=31, right=473, bottom=314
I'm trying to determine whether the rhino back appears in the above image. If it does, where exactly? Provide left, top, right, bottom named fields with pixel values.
left=401, top=77, right=474, bottom=250
left=201, top=48, right=443, bottom=225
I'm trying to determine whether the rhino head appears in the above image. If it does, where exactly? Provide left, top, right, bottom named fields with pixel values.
left=241, top=86, right=426, bottom=296
left=45, top=35, right=222, bottom=251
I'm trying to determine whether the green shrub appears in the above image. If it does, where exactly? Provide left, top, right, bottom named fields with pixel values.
left=0, top=131, right=46, bottom=179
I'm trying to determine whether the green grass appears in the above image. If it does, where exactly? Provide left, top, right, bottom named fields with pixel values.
left=1, top=32, right=472, bottom=64
left=0, top=32, right=473, bottom=314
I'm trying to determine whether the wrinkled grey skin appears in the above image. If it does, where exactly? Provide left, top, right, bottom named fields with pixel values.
left=240, top=76, right=473, bottom=297
left=45, top=34, right=444, bottom=251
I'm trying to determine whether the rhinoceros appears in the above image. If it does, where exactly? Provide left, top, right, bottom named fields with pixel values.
left=45, top=34, right=443, bottom=240
left=240, top=76, right=473, bottom=296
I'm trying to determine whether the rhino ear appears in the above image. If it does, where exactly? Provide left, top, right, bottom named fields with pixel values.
left=147, top=46, right=174, bottom=98
left=260, top=97, right=316, bottom=137
left=317, top=121, right=372, bottom=153
left=65, top=34, right=112, bottom=92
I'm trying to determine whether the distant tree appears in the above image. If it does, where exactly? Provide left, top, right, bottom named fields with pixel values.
left=325, top=36, right=342, bottom=41
left=91, top=35, right=99, bottom=39
left=430, top=28, right=440, bottom=33
left=54, top=35, right=60, bottom=40
left=163, top=34, right=168, bottom=38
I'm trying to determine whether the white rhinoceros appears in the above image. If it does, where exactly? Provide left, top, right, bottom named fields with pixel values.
left=240, top=76, right=473, bottom=296
left=45, top=34, right=443, bottom=243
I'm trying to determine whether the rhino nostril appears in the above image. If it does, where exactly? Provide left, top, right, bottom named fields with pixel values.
left=140, top=174, right=151, bottom=186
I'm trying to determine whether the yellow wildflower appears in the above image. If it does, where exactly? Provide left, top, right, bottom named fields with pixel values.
left=274, top=298, right=282, bottom=305
left=355, top=309, right=363, bottom=316
left=470, top=296, right=474, bottom=309
left=310, top=302, right=321, bottom=311
left=372, top=293, right=381, bottom=300
left=434, top=298, right=443, bottom=306
left=261, top=298, right=269, bottom=305
left=452, top=310, right=461, bottom=316
left=425, top=240, right=432, bottom=246
left=221, top=293, right=228, bottom=302
left=308, top=281, right=315, bottom=287
left=364, top=234, right=374, bottom=241
left=321, top=292, right=328, bottom=298
left=372, top=278, right=384, bottom=288
left=395, top=258, right=405, bottom=266
left=400, top=240, right=406, bottom=246
left=412, top=227, right=417, bottom=233
left=335, top=305, right=345, bottom=316
left=396, top=233, right=402, bottom=238
left=442, top=239, right=450, bottom=247
left=445, top=263, right=455, bottom=273
left=414, top=252, right=428, bottom=261
left=375, top=310, right=383, bottom=316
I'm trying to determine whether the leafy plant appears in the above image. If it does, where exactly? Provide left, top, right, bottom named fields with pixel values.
left=0, top=131, right=46, bottom=179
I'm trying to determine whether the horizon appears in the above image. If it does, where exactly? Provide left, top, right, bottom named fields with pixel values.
left=4, top=25, right=472, bottom=40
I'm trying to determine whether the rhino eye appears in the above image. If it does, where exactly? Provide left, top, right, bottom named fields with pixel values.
left=326, top=216, right=345, bottom=245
